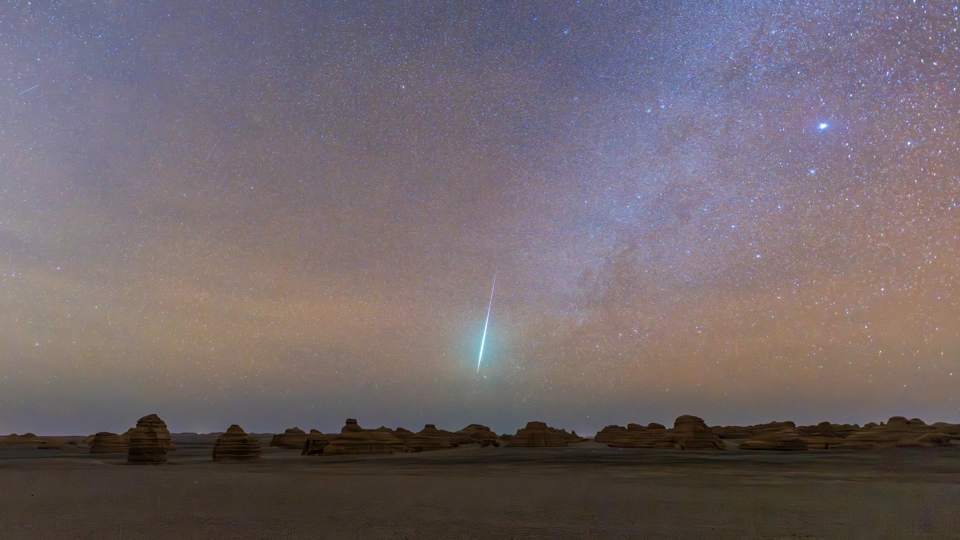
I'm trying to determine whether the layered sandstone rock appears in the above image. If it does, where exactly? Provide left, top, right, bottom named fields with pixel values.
left=405, top=424, right=460, bottom=452
left=212, top=425, right=261, bottom=462
left=507, top=421, right=583, bottom=447
left=738, top=429, right=809, bottom=451
left=0, top=433, right=39, bottom=446
left=321, top=419, right=405, bottom=455
left=671, top=415, right=726, bottom=450
left=127, top=414, right=176, bottom=464
left=931, top=422, right=960, bottom=438
left=90, top=432, right=128, bottom=454
left=594, top=425, right=627, bottom=444
left=455, top=424, right=500, bottom=447
left=838, top=417, right=952, bottom=449
left=896, top=432, right=953, bottom=448
left=270, top=427, right=308, bottom=449
left=602, top=423, right=675, bottom=449
left=711, top=425, right=753, bottom=439
left=301, top=430, right=334, bottom=456
left=393, top=427, right=415, bottom=441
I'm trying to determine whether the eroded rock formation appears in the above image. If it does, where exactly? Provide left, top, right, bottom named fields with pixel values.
left=212, top=425, right=261, bottom=462
left=405, top=424, right=460, bottom=452
left=301, top=430, right=334, bottom=456
left=127, top=414, right=176, bottom=464
left=90, top=432, right=128, bottom=454
left=321, top=419, right=405, bottom=455
left=738, top=429, right=809, bottom=451
left=270, top=427, right=308, bottom=449
left=455, top=424, right=500, bottom=447
left=506, top=421, right=584, bottom=447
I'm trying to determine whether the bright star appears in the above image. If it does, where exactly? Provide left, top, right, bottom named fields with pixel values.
left=817, top=122, right=829, bottom=131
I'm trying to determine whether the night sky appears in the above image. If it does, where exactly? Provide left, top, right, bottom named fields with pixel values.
left=2, top=1, right=959, bottom=435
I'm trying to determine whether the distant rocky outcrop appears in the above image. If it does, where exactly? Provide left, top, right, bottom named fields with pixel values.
left=321, top=419, right=405, bottom=455
left=301, top=430, right=334, bottom=456
left=506, top=421, right=585, bottom=447
left=738, top=428, right=809, bottom=451
left=671, top=415, right=726, bottom=450
left=212, top=425, right=261, bottom=462
left=896, top=432, right=953, bottom=448
left=603, top=416, right=959, bottom=451
left=594, top=425, right=627, bottom=444
left=90, top=432, right=128, bottom=454
left=392, top=427, right=415, bottom=441
left=597, top=416, right=724, bottom=450
left=270, top=427, right=309, bottom=449
left=127, top=414, right=176, bottom=464
left=405, top=424, right=460, bottom=452
left=455, top=424, right=500, bottom=447
left=0, top=433, right=39, bottom=446
left=931, top=422, right=960, bottom=438
left=599, top=422, right=675, bottom=449
left=838, top=417, right=953, bottom=449
left=712, top=420, right=859, bottom=447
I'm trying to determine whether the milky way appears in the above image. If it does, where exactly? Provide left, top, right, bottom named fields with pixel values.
left=1, top=1, right=958, bottom=434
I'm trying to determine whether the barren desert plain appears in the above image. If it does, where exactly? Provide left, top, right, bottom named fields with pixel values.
left=3, top=415, right=960, bottom=539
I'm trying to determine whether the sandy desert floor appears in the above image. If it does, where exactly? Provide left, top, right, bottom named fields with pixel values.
left=2, top=438, right=959, bottom=539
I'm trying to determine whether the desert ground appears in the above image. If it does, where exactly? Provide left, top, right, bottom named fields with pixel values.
left=2, top=435, right=959, bottom=539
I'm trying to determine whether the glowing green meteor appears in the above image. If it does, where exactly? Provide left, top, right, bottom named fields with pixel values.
left=477, top=274, right=497, bottom=373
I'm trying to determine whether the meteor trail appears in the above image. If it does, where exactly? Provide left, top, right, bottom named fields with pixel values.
left=477, top=274, right=497, bottom=373
left=18, top=85, right=39, bottom=96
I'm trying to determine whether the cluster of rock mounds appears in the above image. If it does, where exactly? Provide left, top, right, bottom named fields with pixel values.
left=0, top=433, right=41, bottom=447
left=595, top=416, right=725, bottom=450
left=320, top=419, right=407, bottom=455
left=294, top=420, right=509, bottom=455
left=595, top=416, right=960, bottom=451
left=0, top=433, right=84, bottom=450
left=504, top=421, right=587, bottom=447
left=713, top=417, right=960, bottom=451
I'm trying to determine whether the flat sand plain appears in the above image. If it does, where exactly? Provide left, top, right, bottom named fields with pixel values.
left=2, top=437, right=959, bottom=539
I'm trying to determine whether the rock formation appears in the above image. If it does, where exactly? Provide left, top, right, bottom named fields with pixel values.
left=600, top=423, right=676, bottom=449
left=671, top=415, right=726, bottom=450
left=212, top=425, right=261, bottom=462
left=127, top=414, right=176, bottom=464
left=896, top=432, right=953, bottom=448
left=393, top=427, right=415, bottom=441
left=405, top=424, right=460, bottom=452
left=738, top=428, right=809, bottom=451
left=455, top=424, right=500, bottom=447
left=506, top=421, right=584, bottom=447
left=270, top=427, right=308, bottom=449
left=838, top=416, right=952, bottom=449
left=90, top=432, right=128, bottom=454
left=594, top=425, right=627, bottom=444
left=321, top=419, right=406, bottom=455
left=301, top=430, right=334, bottom=456
left=0, top=433, right=39, bottom=446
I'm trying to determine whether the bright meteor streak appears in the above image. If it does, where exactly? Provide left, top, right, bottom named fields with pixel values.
left=477, top=274, right=497, bottom=373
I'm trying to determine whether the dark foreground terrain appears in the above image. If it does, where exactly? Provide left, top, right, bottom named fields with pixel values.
left=2, top=439, right=959, bottom=539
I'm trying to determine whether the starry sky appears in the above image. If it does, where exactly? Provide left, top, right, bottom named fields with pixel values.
left=2, top=1, right=959, bottom=435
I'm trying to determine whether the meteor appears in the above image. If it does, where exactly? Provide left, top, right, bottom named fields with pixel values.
left=476, top=274, right=497, bottom=373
